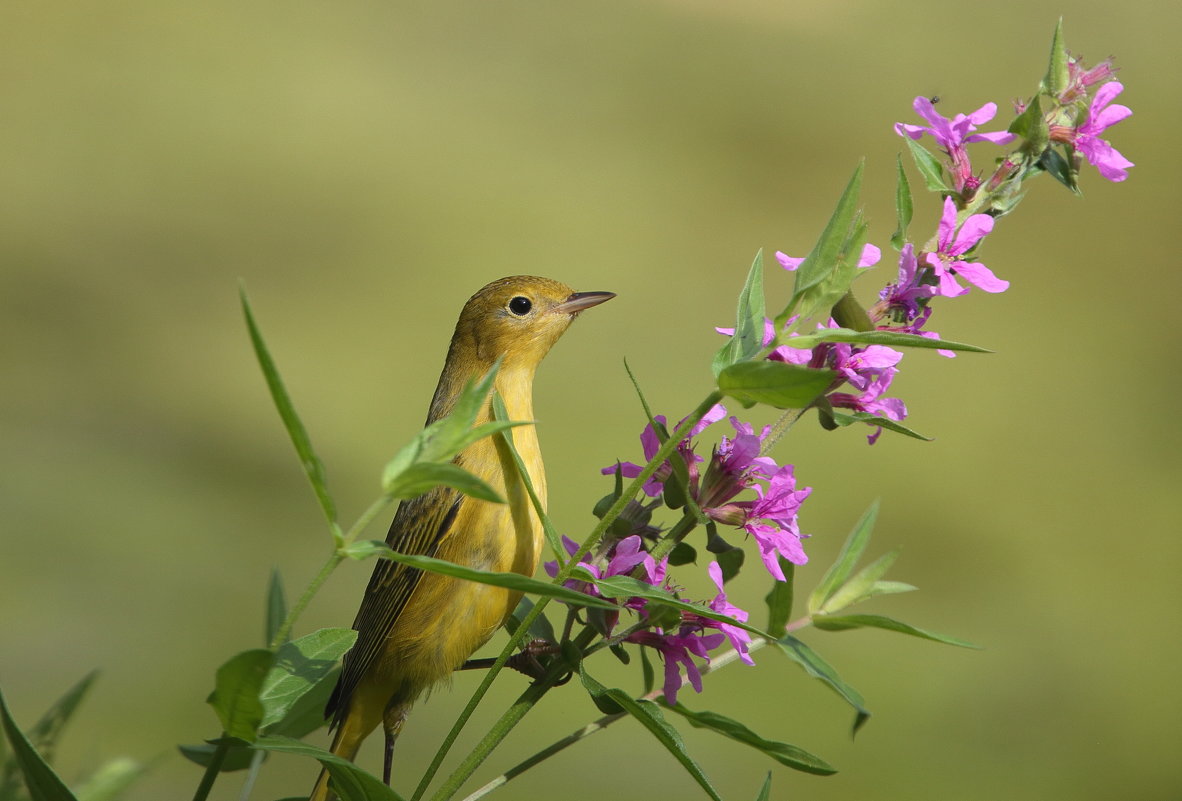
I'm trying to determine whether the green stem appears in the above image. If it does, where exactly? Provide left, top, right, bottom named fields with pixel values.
left=761, top=407, right=806, bottom=457
left=428, top=628, right=598, bottom=801
left=269, top=551, right=343, bottom=650
left=191, top=736, right=230, bottom=801
left=647, top=508, right=701, bottom=565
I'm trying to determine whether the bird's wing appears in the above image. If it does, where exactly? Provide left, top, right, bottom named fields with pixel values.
left=326, top=484, right=464, bottom=727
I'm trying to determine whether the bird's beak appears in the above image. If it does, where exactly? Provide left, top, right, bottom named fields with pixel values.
left=554, top=291, right=615, bottom=316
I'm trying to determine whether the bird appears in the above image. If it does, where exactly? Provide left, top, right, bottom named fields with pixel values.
left=310, top=276, right=614, bottom=801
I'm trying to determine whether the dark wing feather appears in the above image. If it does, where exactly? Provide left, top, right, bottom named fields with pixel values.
left=326, top=485, right=464, bottom=727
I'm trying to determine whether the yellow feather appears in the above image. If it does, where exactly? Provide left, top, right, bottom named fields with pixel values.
left=310, top=276, right=612, bottom=800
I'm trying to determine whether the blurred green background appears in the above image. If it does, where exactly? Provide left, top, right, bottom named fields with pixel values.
left=2, top=1, right=1179, bottom=799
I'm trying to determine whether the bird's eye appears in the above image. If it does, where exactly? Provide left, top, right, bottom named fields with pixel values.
left=508, top=296, right=532, bottom=316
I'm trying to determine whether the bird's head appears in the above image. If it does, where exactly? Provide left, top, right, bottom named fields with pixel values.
left=454, top=276, right=615, bottom=371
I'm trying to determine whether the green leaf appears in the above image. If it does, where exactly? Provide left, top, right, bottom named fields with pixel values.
left=764, top=559, right=795, bottom=639
left=639, top=647, right=656, bottom=696
left=574, top=570, right=776, bottom=641
left=266, top=568, right=287, bottom=647
left=755, top=773, right=772, bottom=801
left=828, top=411, right=934, bottom=442
left=361, top=546, right=619, bottom=610
left=384, top=462, right=504, bottom=504
left=862, top=580, right=919, bottom=599
left=1040, top=147, right=1080, bottom=195
left=812, top=614, right=981, bottom=648
left=579, top=667, right=722, bottom=801
left=776, top=636, right=870, bottom=735
left=207, top=649, right=273, bottom=742
left=782, top=327, right=991, bottom=353
left=890, top=153, right=914, bottom=250
left=492, top=392, right=564, bottom=559
left=251, top=735, right=405, bottom=801
left=664, top=703, right=836, bottom=775
left=717, top=361, right=836, bottom=410
left=829, top=291, right=874, bottom=333
left=713, top=251, right=767, bottom=376
left=783, top=163, right=867, bottom=324
left=263, top=666, right=340, bottom=739
left=178, top=741, right=258, bottom=772
left=820, top=548, right=901, bottom=614
left=714, top=546, right=744, bottom=584
left=73, top=757, right=146, bottom=801
left=1008, top=94, right=1049, bottom=152
left=903, top=138, right=949, bottom=193
left=1040, top=18, right=1070, bottom=97
left=807, top=501, right=879, bottom=615
left=506, top=596, right=557, bottom=645
left=259, top=628, right=357, bottom=730
left=10, top=671, right=97, bottom=772
left=241, top=288, right=337, bottom=527
left=0, top=684, right=79, bottom=801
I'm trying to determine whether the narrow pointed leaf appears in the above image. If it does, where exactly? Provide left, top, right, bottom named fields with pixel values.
left=718, top=361, right=836, bottom=410
left=178, top=742, right=257, bottom=772
left=782, top=327, right=990, bottom=353
left=492, top=393, right=564, bottom=559
left=359, top=546, right=619, bottom=610
left=1040, top=19, right=1070, bottom=96
left=252, top=735, right=404, bottom=801
left=241, top=289, right=336, bottom=526
left=73, top=756, right=146, bottom=801
left=13, top=671, right=98, bottom=769
left=574, top=569, right=776, bottom=640
left=812, top=614, right=981, bottom=648
left=506, top=596, right=557, bottom=645
left=384, top=461, right=504, bottom=504
left=265, top=568, right=287, bottom=647
left=580, top=667, right=722, bottom=801
left=890, top=153, right=913, bottom=250
left=713, top=251, right=767, bottom=376
left=207, top=649, right=273, bottom=742
left=755, top=773, right=772, bottom=801
left=664, top=703, right=836, bottom=775
left=808, top=501, right=879, bottom=615
left=790, top=164, right=864, bottom=298
left=828, top=411, right=933, bottom=442
left=776, top=636, right=870, bottom=734
left=903, top=138, right=949, bottom=192
left=820, top=548, right=901, bottom=614
left=764, top=559, right=795, bottom=639
left=259, top=628, right=357, bottom=729
left=0, top=685, right=79, bottom=801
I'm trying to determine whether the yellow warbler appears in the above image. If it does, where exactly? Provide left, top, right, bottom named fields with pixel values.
left=310, top=276, right=613, bottom=800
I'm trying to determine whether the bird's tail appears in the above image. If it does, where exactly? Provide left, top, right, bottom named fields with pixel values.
left=307, top=701, right=378, bottom=801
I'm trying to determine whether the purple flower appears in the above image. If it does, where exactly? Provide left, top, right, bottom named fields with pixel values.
left=878, top=244, right=935, bottom=321
left=1075, top=81, right=1133, bottom=182
left=602, top=406, right=726, bottom=497
left=704, top=562, right=755, bottom=665
left=697, top=417, right=778, bottom=516
left=627, top=624, right=724, bottom=705
left=829, top=372, right=908, bottom=444
left=924, top=197, right=1008, bottom=296
left=740, top=464, right=811, bottom=578
left=895, top=97, right=1016, bottom=193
